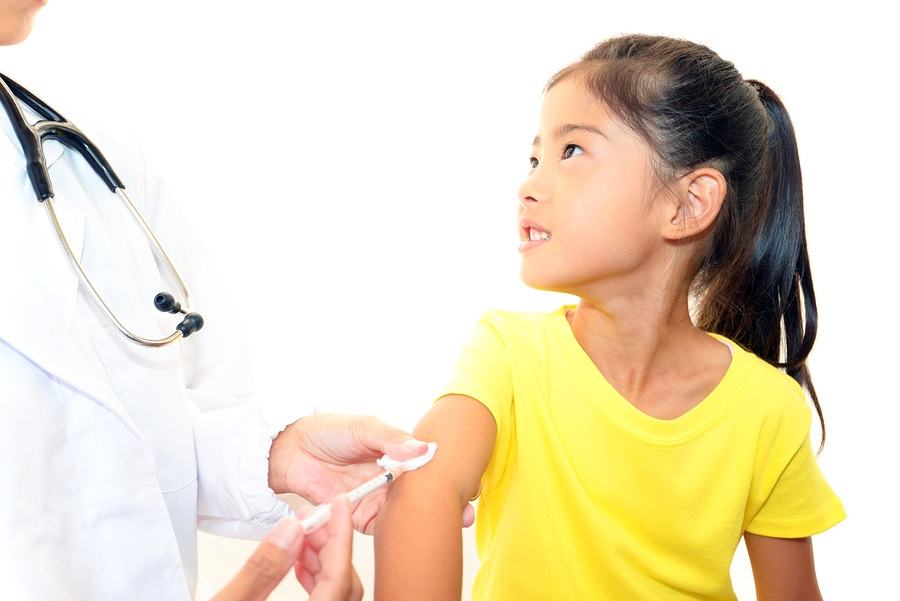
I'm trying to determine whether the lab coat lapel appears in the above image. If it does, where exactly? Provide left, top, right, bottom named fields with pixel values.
left=0, top=263, right=117, bottom=408
left=0, top=160, right=141, bottom=435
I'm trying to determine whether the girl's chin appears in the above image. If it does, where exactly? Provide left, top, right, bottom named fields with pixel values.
left=519, top=271, right=570, bottom=295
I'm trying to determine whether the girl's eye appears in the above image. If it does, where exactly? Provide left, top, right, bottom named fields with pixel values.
left=562, top=143, right=583, bottom=159
left=529, top=144, right=582, bottom=169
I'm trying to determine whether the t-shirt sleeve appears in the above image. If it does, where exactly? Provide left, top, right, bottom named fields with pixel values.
left=745, top=398, right=846, bottom=538
left=435, top=313, right=514, bottom=441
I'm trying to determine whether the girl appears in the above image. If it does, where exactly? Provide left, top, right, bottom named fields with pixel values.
left=374, top=34, right=845, bottom=600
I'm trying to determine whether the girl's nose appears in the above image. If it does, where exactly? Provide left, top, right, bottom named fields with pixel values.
left=518, top=177, right=546, bottom=207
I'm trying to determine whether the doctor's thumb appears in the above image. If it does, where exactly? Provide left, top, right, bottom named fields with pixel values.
left=212, top=516, right=304, bottom=601
left=352, top=415, right=429, bottom=461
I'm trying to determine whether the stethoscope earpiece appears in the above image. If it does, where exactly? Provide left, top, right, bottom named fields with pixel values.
left=176, top=313, right=204, bottom=338
left=155, top=292, right=203, bottom=338
left=154, top=292, right=181, bottom=314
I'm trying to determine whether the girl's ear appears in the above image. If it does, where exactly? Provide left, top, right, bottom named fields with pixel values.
left=662, top=168, right=727, bottom=241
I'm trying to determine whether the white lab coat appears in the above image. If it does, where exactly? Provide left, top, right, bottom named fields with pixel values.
left=0, top=89, right=296, bottom=600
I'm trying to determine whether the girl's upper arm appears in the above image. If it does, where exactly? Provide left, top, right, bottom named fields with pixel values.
left=412, top=393, right=498, bottom=501
left=374, top=394, right=497, bottom=601
left=743, top=532, right=823, bottom=601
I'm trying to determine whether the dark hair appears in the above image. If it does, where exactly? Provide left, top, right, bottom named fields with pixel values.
left=547, top=34, right=824, bottom=451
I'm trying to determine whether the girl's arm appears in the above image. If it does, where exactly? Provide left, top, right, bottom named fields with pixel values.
left=744, top=532, right=823, bottom=600
left=374, top=394, right=497, bottom=601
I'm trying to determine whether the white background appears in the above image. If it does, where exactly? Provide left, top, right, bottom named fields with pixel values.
left=3, top=1, right=897, bottom=598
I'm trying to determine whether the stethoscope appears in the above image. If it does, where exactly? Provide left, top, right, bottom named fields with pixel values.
left=0, top=73, right=203, bottom=347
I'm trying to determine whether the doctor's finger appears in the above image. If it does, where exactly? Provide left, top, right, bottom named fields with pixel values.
left=462, top=502, right=475, bottom=528
left=213, top=516, right=303, bottom=601
left=347, top=415, right=430, bottom=462
left=311, top=495, right=359, bottom=601
left=296, top=565, right=363, bottom=601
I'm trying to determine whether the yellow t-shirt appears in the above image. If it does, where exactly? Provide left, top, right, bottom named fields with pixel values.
left=437, top=306, right=846, bottom=601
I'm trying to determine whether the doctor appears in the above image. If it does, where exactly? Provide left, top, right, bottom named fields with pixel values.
left=0, top=2, right=472, bottom=600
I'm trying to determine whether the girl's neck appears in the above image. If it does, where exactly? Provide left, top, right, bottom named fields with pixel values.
left=566, top=292, right=721, bottom=403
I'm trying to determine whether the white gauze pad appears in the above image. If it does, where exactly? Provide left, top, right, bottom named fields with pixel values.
left=377, top=442, right=438, bottom=471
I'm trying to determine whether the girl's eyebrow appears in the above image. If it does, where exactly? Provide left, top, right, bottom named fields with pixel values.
left=532, top=123, right=608, bottom=146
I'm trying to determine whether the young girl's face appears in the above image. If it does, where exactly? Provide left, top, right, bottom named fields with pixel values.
left=519, top=76, right=669, bottom=296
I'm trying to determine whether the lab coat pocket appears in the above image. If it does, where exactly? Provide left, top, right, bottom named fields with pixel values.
left=91, top=308, right=198, bottom=494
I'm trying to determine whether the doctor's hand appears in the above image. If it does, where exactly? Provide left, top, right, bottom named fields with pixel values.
left=295, top=495, right=363, bottom=601
left=268, top=413, right=476, bottom=534
left=211, top=496, right=361, bottom=601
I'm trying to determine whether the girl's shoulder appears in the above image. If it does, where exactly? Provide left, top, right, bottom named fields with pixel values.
left=476, top=304, right=569, bottom=331
left=474, top=305, right=570, bottom=351
left=720, top=336, right=812, bottom=427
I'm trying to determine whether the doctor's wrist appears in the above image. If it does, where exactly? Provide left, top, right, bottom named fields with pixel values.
left=267, top=419, right=301, bottom=495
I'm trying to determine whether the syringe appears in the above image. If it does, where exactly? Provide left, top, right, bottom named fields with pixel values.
left=299, top=442, right=437, bottom=534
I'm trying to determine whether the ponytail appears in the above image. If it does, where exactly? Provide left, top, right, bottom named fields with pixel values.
left=731, top=80, right=824, bottom=451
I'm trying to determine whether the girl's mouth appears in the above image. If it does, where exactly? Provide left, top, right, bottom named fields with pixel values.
left=519, top=226, right=551, bottom=252
left=528, top=227, right=551, bottom=241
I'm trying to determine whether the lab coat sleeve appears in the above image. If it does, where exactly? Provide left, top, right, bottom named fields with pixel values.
left=136, top=146, right=307, bottom=539
left=191, top=396, right=295, bottom=539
